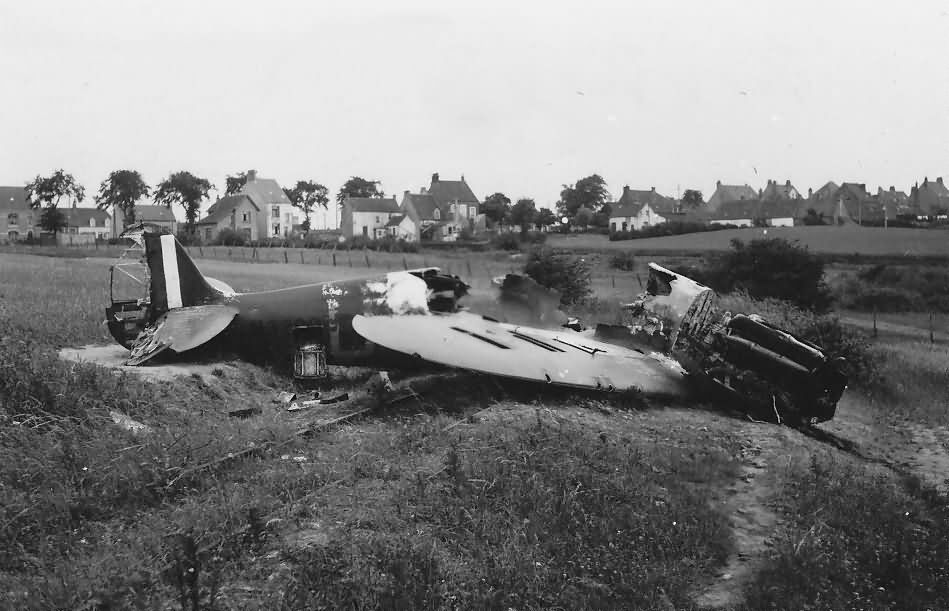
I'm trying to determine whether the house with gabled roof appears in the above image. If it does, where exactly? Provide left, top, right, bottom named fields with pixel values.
left=62, top=206, right=111, bottom=239
left=401, top=173, right=485, bottom=241
left=760, top=179, right=802, bottom=202
left=803, top=181, right=848, bottom=224
left=0, top=185, right=36, bottom=242
left=239, top=170, right=300, bottom=238
left=196, top=194, right=260, bottom=242
left=341, top=197, right=402, bottom=240
left=707, top=181, right=759, bottom=212
left=910, top=177, right=949, bottom=216
left=134, top=205, right=178, bottom=235
left=607, top=186, right=679, bottom=232
left=709, top=199, right=759, bottom=227
left=877, top=186, right=911, bottom=217
left=837, top=182, right=884, bottom=224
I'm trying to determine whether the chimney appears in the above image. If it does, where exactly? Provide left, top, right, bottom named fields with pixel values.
left=431, top=172, right=440, bottom=183
left=890, top=186, right=895, bottom=192
left=623, top=185, right=630, bottom=194
left=924, top=176, right=929, bottom=185
left=785, top=179, right=791, bottom=187
left=247, top=169, right=257, bottom=183
left=716, top=180, right=721, bottom=188
left=938, top=177, right=944, bottom=185
left=650, top=186, right=655, bottom=192
left=808, top=187, right=813, bottom=198
left=404, top=190, right=409, bottom=196
left=461, top=174, right=465, bottom=182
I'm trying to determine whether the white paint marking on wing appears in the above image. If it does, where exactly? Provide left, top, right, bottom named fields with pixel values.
left=160, top=234, right=183, bottom=309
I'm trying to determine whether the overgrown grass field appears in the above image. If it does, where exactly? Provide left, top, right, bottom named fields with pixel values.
left=2, top=251, right=949, bottom=610
left=550, top=224, right=949, bottom=257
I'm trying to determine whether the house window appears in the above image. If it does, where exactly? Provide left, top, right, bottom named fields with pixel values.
left=242, top=212, right=249, bottom=223
left=622, top=222, right=627, bottom=232
left=205, top=228, right=212, bottom=240
left=89, top=218, right=96, bottom=227
left=375, top=216, right=380, bottom=223
left=610, top=222, right=616, bottom=232
left=272, top=207, right=280, bottom=219
left=433, top=209, right=440, bottom=220
left=7, top=213, right=18, bottom=226
left=362, top=226, right=368, bottom=237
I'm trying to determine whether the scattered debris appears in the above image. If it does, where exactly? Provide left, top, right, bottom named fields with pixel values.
left=287, top=392, right=350, bottom=412
left=109, top=410, right=151, bottom=434
left=273, top=391, right=296, bottom=405
left=228, top=407, right=262, bottom=419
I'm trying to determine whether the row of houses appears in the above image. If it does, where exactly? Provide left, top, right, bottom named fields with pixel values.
left=0, top=184, right=180, bottom=243
left=609, top=177, right=949, bottom=232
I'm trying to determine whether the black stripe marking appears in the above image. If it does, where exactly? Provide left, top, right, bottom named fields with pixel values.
left=450, top=326, right=510, bottom=349
left=509, top=330, right=565, bottom=352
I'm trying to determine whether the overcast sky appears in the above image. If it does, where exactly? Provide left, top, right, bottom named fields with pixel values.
left=2, top=0, right=948, bottom=220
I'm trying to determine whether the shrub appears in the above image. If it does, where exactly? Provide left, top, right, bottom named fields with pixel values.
left=213, top=228, right=248, bottom=246
left=492, top=232, right=522, bottom=251
left=524, top=247, right=592, bottom=306
left=609, top=221, right=736, bottom=241
left=687, top=238, right=832, bottom=313
left=608, top=251, right=636, bottom=271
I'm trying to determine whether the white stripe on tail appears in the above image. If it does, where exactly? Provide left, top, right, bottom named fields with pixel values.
left=160, top=234, right=183, bottom=309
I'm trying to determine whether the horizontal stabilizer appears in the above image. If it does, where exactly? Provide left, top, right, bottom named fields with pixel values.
left=126, top=304, right=238, bottom=366
left=205, top=276, right=236, bottom=297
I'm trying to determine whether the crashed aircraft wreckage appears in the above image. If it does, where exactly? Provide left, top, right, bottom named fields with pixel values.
left=105, top=226, right=847, bottom=425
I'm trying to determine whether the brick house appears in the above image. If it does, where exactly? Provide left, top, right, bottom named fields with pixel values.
left=910, top=177, right=949, bottom=216
left=0, top=186, right=35, bottom=242
left=196, top=194, right=260, bottom=242
left=401, top=173, right=485, bottom=241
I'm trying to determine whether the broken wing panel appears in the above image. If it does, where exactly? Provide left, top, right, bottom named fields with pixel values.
left=352, top=312, right=688, bottom=396
left=126, top=304, right=238, bottom=366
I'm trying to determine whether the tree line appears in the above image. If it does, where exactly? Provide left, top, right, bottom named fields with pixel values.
left=23, top=170, right=390, bottom=236
left=22, top=169, right=692, bottom=237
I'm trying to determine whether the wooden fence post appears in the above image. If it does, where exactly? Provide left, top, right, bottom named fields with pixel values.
left=300, top=250, right=305, bottom=264
left=348, top=254, right=353, bottom=267
left=466, top=260, right=472, bottom=276
left=402, top=256, right=408, bottom=270
left=365, top=251, right=370, bottom=267
left=872, top=308, right=877, bottom=338
left=284, top=250, right=289, bottom=264
left=332, top=253, right=337, bottom=266
left=930, top=311, right=935, bottom=344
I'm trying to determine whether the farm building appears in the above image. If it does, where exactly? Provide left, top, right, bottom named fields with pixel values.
left=706, top=181, right=758, bottom=212
left=132, top=205, right=178, bottom=235
left=0, top=186, right=35, bottom=242
left=196, top=194, right=259, bottom=242
left=608, top=186, right=679, bottom=231
left=402, top=173, right=486, bottom=241
left=340, top=197, right=401, bottom=240
left=62, top=207, right=111, bottom=240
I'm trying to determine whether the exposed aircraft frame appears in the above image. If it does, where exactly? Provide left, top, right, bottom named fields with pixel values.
left=104, top=226, right=847, bottom=424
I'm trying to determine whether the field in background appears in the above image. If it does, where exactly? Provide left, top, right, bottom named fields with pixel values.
left=549, top=225, right=949, bottom=257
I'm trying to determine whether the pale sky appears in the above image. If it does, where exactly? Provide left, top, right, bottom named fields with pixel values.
left=2, top=0, right=948, bottom=222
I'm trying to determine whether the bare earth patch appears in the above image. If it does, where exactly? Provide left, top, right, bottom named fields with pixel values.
left=693, top=421, right=793, bottom=609
left=58, top=343, right=238, bottom=382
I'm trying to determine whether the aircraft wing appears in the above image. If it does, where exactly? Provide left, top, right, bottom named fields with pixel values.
left=351, top=311, right=689, bottom=396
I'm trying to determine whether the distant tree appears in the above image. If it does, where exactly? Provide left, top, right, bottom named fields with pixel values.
left=557, top=174, right=610, bottom=218
left=535, top=207, right=557, bottom=228
left=26, top=169, right=85, bottom=209
left=336, top=176, right=384, bottom=206
left=225, top=172, right=247, bottom=195
left=38, top=206, right=68, bottom=235
left=681, top=189, right=704, bottom=208
left=510, top=197, right=537, bottom=236
left=153, top=171, right=214, bottom=235
left=95, top=170, right=149, bottom=229
left=573, top=206, right=595, bottom=228
left=286, top=180, right=330, bottom=232
left=480, top=192, right=512, bottom=227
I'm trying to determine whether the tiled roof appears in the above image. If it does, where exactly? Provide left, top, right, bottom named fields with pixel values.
left=761, top=180, right=799, bottom=201
left=385, top=214, right=405, bottom=227
left=810, top=181, right=839, bottom=200
left=63, top=207, right=111, bottom=227
left=609, top=202, right=644, bottom=218
left=711, top=199, right=759, bottom=220
left=242, top=178, right=291, bottom=208
left=197, top=194, right=256, bottom=225
left=429, top=178, right=479, bottom=206
left=615, top=187, right=678, bottom=214
left=346, top=197, right=400, bottom=213
left=759, top=198, right=802, bottom=219
left=713, top=184, right=758, bottom=203
left=136, top=205, right=177, bottom=223
left=403, top=192, right=440, bottom=219
left=0, top=186, right=29, bottom=210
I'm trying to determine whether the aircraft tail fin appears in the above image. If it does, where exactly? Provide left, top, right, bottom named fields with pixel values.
left=143, top=233, right=221, bottom=315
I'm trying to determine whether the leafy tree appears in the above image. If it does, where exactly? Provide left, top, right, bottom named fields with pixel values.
left=153, top=171, right=214, bottom=235
left=95, top=170, right=149, bottom=229
left=524, top=247, right=592, bottom=306
left=510, top=197, right=537, bottom=236
left=336, top=176, right=384, bottom=206
left=557, top=174, right=610, bottom=218
left=38, top=206, right=67, bottom=234
left=695, top=238, right=832, bottom=312
left=480, top=192, right=512, bottom=227
left=26, top=169, right=85, bottom=209
left=535, top=207, right=557, bottom=228
left=573, top=207, right=594, bottom=228
left=225, top=172, right=247, bottom=196
left=802, top=208, right=826, bottom=226
left=681, top=189, right=704, bottom=208
left=286, top=180, right=330, bottom=232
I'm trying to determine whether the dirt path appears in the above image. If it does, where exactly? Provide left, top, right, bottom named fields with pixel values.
left=693, top=421, right=795, bottom=609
